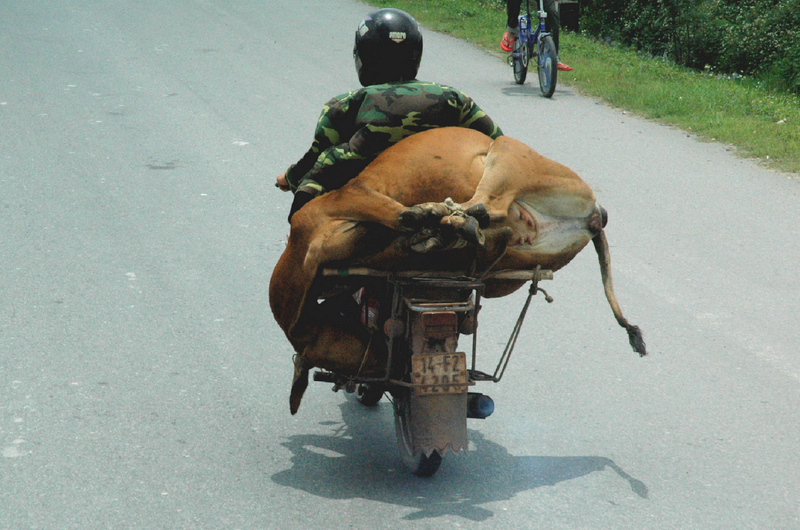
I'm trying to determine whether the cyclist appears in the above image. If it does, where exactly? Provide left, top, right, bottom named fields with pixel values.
left=277, top=8, right=503, bottom=222
left=500, top=0, right=573, bottom=71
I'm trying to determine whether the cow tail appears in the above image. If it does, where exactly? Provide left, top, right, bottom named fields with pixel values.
left=592, top=230, right=647, bottom=357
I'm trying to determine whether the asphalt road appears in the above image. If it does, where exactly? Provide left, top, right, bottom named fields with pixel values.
left=2, top=1, right=799, bottom=528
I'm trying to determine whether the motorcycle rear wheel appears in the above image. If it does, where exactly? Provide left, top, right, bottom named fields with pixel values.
left=393, top=391, right=443, bottom=477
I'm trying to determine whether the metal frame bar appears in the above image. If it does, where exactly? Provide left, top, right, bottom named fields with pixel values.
left=316, top=267, right=554, bottom=388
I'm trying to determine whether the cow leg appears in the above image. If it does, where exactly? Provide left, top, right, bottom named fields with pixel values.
left=272, top=220, right=368, bottom=415
left=393, top=136, right=566, bottom=247
left=397, top=202, right=453, bottom=228
left=327, top=182, right=486, bottom=247
left=314, top=180, right=410, bottom=230
left=397, top=199, right=487, bottom=248
left=272, top=186, right=407, bottom=351
left=272, top=180, right=404, bottom=334
left=462, top=136, right=597, bottom=221
left=319, top=181, right=487, bottom=251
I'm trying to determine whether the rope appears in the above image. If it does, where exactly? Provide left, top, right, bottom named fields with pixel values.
left=478, top=247, right=508, bottom=281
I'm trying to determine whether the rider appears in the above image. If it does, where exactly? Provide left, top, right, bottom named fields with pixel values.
left=277, top=8, right=503, bottom=223
left=500, top=0, right=573, bottom=72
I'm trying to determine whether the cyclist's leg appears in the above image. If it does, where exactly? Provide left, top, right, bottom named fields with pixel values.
left=543, top=0, right=573, bottom=70
left=507, top=0, right=522, bottom=29
left=543, top=0, right=560, bottom=52
left=501, top=0, right=523, bottom=50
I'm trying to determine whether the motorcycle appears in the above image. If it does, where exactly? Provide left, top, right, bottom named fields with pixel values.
left=311, top=266, right=554, bottom=476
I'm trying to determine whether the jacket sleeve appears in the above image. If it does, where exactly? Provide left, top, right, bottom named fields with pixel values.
left=284, top=93, right=356, bottom=193
left=458, top=92, right=503, bottom=139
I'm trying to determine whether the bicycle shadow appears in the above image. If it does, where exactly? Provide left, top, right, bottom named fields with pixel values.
left=500, top=84, right=576, bottom=99
left=271, top=399, right=648, bottom=521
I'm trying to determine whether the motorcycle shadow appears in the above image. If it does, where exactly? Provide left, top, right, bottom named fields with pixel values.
left=270, top=398, right=648, bottom=522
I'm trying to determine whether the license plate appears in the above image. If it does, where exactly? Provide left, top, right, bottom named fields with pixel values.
left=411, top=352, right=468, bottom=396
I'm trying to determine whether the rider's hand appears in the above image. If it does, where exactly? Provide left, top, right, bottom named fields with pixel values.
left=276, top=173, right=290, bottom=191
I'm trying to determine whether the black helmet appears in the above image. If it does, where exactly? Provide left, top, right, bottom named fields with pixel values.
left=353, top=8, right=423, bottom=87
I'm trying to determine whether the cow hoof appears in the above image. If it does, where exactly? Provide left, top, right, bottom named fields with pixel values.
left=410, top=229, right=444, bottom=253
left=397, top=208, right=422, bottom=230
left=411, top=237, right=444, bottom=253
left=457, top=216, right=485, bottom=247
left=466, top=204, right=491, bottom=228
left=398, top=203, right=450, bottom=230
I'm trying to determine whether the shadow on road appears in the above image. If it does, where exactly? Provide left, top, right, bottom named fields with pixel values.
left=271, top=398, right=647, bottom=521
left=500, top=84, right=576, bottom=99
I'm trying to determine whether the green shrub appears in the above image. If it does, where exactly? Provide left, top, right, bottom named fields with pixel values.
left=580, top=0, right=800, bottom=94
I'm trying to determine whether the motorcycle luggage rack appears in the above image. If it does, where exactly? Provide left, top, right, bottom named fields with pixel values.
left=319, top=267, right=553, bottom=386
left=320, top=267, right=552, bottom=282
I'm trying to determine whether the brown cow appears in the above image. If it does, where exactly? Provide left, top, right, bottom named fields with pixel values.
left=270, top=127, right=645, bottom=414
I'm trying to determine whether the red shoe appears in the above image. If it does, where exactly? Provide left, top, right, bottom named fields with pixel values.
left=557, top=62, right=574, bottom=71
left=500, top=31, right=516, bottom=52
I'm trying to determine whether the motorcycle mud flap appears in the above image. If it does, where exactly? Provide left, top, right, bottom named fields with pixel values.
left=408, top=392, right=468, bottom=456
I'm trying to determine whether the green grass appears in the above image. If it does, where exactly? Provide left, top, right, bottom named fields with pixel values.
left=367, top=0, right=800, bottom=174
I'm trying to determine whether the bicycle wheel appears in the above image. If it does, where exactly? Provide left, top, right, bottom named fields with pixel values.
left=537, top=35, right=558, bottom=98
left=393, top=390, right=443, bottom=477
left=512, top=33, right=528, bottom=85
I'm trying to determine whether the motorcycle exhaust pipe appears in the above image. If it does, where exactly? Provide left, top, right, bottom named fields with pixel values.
left=467, top=392, right=495, bottom=419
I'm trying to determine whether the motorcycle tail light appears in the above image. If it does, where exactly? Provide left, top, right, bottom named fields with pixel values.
left=420, top=311, right=458, bottom=340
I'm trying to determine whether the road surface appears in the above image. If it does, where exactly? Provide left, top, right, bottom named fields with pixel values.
left=2, top=1, right=799, bottom=528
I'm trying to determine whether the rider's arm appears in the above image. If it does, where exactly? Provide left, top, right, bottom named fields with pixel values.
left=291, top=91, right=374, bottom=197
left=456, top=92, right=503, bottom=139
left=284, top=91, right=359, bottom=193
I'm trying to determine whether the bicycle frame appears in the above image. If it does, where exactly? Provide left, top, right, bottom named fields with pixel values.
left=519, top=0, right=549, bottom=59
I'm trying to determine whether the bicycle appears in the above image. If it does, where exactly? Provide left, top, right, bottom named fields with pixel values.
left=507, top=0, right=558, bottom=98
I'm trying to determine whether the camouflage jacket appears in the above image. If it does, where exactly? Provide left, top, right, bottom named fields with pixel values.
left=284, top=80, right=503, bottom=195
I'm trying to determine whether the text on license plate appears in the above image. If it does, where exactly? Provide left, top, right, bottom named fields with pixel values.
left=411, top=352, right=468, bottom=395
